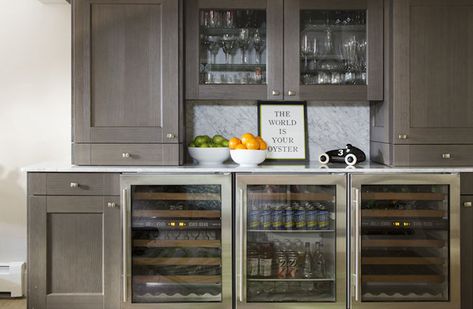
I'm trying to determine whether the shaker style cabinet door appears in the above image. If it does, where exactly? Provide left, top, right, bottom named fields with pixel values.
left=73, top=0, right=179, bottom=144
left=185, top=0, right=284, bottom=100
left=393, top=0, right=473, bottom=144
left=283, top=0, right=383, bottom=101
left=27, top=195, right=121, bottom=309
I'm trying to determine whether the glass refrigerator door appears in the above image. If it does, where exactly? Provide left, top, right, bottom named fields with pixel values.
left=130, top=184, right=223, bottom=303
left=359, top=184, right=450, bottom=302
left=245, top=184, right=336, bottom=302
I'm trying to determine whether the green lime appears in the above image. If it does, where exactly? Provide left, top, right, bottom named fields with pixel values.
left=221, top=140, right=229, bottom=147
left=200, top=143, right=209, bottom=148
left=194, top=136, right=206, bottom=146
left=212, top=135, right=225, bottom=144
left=189, top=142, right=196, bottom=147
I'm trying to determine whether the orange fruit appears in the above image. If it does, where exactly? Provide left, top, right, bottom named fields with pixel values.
left=259, top=140, right=268, bottom=150
left=246, top=139, right=260, bottom=150
left=228, top=137, right=242, bottom=149
left=241, top=133, right=256, bottom=145
left=256, top=136, right=264, bottom=142
left=235, top=143, right=247, bottom=150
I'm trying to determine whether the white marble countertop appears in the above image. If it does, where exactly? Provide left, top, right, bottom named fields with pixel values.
left=22, top=161, right=473, bottom=174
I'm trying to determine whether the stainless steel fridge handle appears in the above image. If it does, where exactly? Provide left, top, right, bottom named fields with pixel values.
left=122, top=188, right=128, bottom=303
left=239, top=188, right=244, bottom=303
left=353, top=188, right=360, bottom=302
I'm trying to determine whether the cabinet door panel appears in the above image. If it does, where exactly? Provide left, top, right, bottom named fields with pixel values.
left=73, top=0, right=179, bottom=143
left=394, top=0, right=473, bottom=143
left=461, top=195, right=473, bottom=309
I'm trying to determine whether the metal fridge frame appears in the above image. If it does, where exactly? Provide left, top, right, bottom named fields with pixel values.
left=235, top=173, right=347, bottom=309
left=349, top=173, right=461, bottom=309
left=120, top=173, right=233, bottom=309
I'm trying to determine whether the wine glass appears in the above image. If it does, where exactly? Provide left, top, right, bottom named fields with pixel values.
left=252, top=29, right=266, bottom=64
left=223, top=10, right=235, bottom=28
left=301, top=33, right=314, bottom=70
left=238, top=29, right=251, bottom=64
left=208, top=36, right=221, bottom=64
left=221, top=34, right=238, bottom=64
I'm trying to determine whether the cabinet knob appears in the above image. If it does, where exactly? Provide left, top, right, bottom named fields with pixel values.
left=441, top=153, right=451, bottom=159
left=464, top=201, right=472, bottom=208
left=107, top=202, right=117, bottom=208
left=166, top=133, right=176, bottom=139
left=271, top=90, right=280, bottom=96
left=70, top=182, right=79, bottom=188
left=122, top=152, right=131, bottom=158
left=287, top=90, right=296, bottom=96
left=398, top=134, right=408, bottom=140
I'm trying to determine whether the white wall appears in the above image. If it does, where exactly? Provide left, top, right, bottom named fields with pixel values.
left=0, top=0, right=71, bottom=262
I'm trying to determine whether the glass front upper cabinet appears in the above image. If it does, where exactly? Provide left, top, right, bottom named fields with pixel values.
left=283, top=0, right=383, bottom=101
left=185, top=0, right=283, bottom=100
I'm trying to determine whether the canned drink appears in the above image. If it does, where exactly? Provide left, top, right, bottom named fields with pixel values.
left=318, top=210, right=330, bottom=229
left=284, top=205, right=294, bottom=230
left=261, top=205, right=272, bottom=230
left=248, top=250, right=259, bottom=278
left=306, top=203, right=318, bottom=230
left=248, top=203, right=261, bottom=230
left=275, top=251, right=287, bottom=279
left=271, top=205, right=285, bottom=230
left=294, top=204, right=306, bottom=230
left=286, top=251, right=298, bottom=278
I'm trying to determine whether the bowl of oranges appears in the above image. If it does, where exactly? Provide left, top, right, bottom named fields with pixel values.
left=229, top=133, right=268, bottom=167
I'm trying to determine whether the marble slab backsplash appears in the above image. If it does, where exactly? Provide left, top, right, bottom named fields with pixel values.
left=185, top=100, right=370, bottom=162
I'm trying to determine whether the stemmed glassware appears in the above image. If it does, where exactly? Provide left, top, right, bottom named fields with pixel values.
left=207, top=36, right=221, bottom=64
left=238, top=29, right=251, bottom=64
left=253, top=29, right=266, bottom=64
left=221, top=34, right=238, bottom=64
left=301, top=33, right=314, bottom=70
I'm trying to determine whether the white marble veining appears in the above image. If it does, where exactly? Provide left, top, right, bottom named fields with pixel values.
left=186, top=101, right=370, bottom=161
left=22, top=161, right=473, bottom=173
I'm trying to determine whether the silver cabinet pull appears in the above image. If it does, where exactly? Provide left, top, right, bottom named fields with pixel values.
left=122, top=153, right=131, bottom=158
left=70, top=182, right=79, bottom=188
left=464, top=201, right=472, bottom=208
left=166, top=133, right=176, bottom=139
left=271, top=90, right=280, bottom=96
left=122, top=189, right=128, bottom=303
left=287, top=90, right=296, bottom=96
left=238, top=188, right=245, bottom=303
left=353, top=188, right=360, bottom=302
left=442, top=153, right=451, bottom=159
left=398, top=134, right=408, bottom=140
left=107, top=202, right=117, bottom=208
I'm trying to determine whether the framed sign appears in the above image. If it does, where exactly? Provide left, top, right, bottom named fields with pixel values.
left=258, top=101, right=308, bottom=161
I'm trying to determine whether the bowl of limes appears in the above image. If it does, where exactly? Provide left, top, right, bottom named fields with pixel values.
left=188, top=134, right=230, bottom=165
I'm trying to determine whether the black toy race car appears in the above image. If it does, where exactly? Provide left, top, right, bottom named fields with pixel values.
left=318, top=144, right=366, bottom=166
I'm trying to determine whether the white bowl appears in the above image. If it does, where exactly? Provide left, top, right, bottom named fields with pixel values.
left=230, top=150, right=267, bottom=167
left=188, top=147, right=230, bottom=165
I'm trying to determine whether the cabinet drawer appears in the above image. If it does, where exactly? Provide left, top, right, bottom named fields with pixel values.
left=393, top=145, right=473, bottom=166
left=73, top=143, right=182, bottom=166
left=461, top=174, right=473, bottom=195
left=45, top=173, right=119, bottom=196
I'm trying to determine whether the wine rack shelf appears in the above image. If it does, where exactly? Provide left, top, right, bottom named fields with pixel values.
left=362, top=239, right=445, bottom=248
left=248, top=192, right=334, bottom=201
left=361, top=192, right=446, bottom=201
left=362, top=209, right=446, bottom=218
left=134, top=239, right=221, bottom=248
left=362, top=257, right=445, bottom=265
left=134, top=275, right=221, bottom=284
left=133, top=257, right=221, bottom=266
left=133, top=192, right=221, bottom=201
left=133, top=210, right=221, bottom=218
left=362, top=275, right=444, bottom=284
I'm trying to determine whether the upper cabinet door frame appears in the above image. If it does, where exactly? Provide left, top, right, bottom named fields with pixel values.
left=73, top=0, right=179, bottom=143
left=283, top=0, right=383, bottom=101
left=393, top=0, right=473, bottom=144
left=185, top=0, right=284, bottom=100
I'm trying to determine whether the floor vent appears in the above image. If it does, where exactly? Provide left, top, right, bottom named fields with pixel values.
left=0, top=262, right=25, bottom=298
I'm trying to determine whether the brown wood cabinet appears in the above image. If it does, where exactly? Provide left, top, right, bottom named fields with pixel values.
left=371, top=0, right=473, bottom=166
left=27, top=173, right=121, bottom=309
left=185, top=0, right=384, bottom=101
left=460, top=174, right=473, bottom=309
left=72, top=0, right=183, bottom=165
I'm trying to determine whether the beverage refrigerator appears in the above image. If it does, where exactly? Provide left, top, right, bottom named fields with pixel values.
left=350, top=174, right=460, bottom=309
left=235, top=174, right=347, bottom=309
left=120, top=174, right=233, bottom=309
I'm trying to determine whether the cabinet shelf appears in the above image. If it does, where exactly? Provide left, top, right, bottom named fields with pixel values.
left=133, top=239, right=221, bottom=248
left=134, top=275, right=221, bottom=284
left=202, top=64, right=266, bottom=72
left=133, top=192, right=221, bottom=201
left=362, top=209, right=446, bottom=218
left=248, top=229, right=334, bottom=233
left=303, top=24, right=365, bottom=33
left=362, top=275, right=444, bottom=284
left=362, top=239, right=445, bottom=248
left=248, top=278, right=334, bottom=282
left=132, top=210, right=221, bottom=219
left=361, top=192, right=446, bottom=201
left=133, top=257, right=221, bottom=266
left=362, top=257, right=445, bottom=265
left=248, top=192, right=334, bottom=201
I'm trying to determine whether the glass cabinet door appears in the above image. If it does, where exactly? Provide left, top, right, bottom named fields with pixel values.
left=185, top=0, right=284, bottom=100
left=284, top=0, right=383, bottom=101
left=236, top=175, right=346, bottom=308
left=359, top=184, right=450, bottom=301
left=130, top=184, right=224, bottom=303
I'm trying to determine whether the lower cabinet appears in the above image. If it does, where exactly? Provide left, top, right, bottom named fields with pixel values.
left=460, top=174, right=473, bottom=309
left=27, top=173, right=121, bottom=309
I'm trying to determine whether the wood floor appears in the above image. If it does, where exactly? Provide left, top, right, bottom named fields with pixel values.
left=0, top=299, right=25, bottom=309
